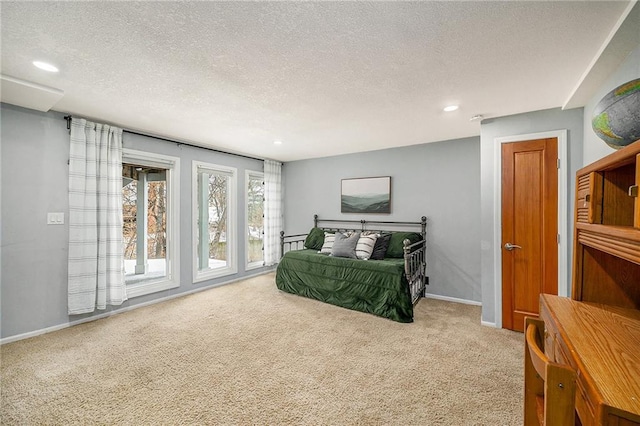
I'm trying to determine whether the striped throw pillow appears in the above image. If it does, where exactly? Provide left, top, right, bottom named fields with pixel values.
left=320, top=232, right=336, bottom=254
left=356, top=233, right=378, bottom=260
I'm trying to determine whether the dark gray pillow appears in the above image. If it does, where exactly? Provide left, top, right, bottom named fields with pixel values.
left=370, top=233, right=391, bottom=260
left=331, top=232, right=361, bottom=258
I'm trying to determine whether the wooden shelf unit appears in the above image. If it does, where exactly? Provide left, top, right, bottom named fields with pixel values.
left=529, top=140, right=640, bottom=426
left=572, top=140, right=640, bottom=309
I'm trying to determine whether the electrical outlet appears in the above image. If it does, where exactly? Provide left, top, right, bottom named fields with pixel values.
left=47, top=212, right=65, bottom=225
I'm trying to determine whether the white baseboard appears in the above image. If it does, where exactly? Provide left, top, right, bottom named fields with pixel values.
left=424, top=293, right=482, bottom=306
left=1, top=269, right=274, bottom=345
left=423, top=294, right=498, bottom=327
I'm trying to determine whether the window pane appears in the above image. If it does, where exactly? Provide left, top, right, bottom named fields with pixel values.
left=147, top=180, right=166, bottom=262
left=197, top=170, right=229, bottom=271
left=123, top=178, right=137, bottom=261
left=247, top=175, right=264, bottom=265
left=123, top=164, right=167, bottom=284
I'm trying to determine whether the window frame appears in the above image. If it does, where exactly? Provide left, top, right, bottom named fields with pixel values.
left=122, top=149, right=180, bottom=298
left=192, top=160, right=238, bottom=283
left=245, top=170, right=265, bottom=271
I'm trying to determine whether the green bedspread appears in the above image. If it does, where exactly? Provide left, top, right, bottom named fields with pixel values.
left=275, top=249, right=414, bottom=323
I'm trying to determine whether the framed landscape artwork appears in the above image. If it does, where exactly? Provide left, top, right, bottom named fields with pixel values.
left=341, top=176, right=391, bottom=214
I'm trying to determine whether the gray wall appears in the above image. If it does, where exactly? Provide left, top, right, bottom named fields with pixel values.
left=583, top=44, right=640, bottom=165
left=479, top=107, right=584, bottom=325
left=0, top=103, right=271, bottom=340
left=284, top=137, right=482, bottom=303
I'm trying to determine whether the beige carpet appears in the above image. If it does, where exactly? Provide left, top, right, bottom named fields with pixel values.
left=1, top=273, right=523, bottom=425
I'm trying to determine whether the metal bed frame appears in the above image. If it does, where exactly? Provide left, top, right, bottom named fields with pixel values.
left=279, top=215, right=428, bottom=304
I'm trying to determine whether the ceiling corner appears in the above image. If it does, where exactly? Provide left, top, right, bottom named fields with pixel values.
left=0, top=74, right=65, bottom=112
left=562, top=0, right=640, bottom=110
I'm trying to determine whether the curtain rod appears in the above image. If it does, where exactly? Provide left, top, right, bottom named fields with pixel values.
left=63, top=115, right=265, bottom=162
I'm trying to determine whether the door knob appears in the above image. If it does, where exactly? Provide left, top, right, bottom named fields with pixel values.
left=504, top=242, right=522, bottom=251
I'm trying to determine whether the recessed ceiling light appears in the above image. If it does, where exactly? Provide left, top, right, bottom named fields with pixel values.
left=273, top=140, right=283, bottom=145
left=33, top=61, right=59, bottom=73
left=443, top=105, right=459, bottom=112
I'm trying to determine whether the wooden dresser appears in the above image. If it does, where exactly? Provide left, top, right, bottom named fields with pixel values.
left=538, top=140, right=640, bottom=426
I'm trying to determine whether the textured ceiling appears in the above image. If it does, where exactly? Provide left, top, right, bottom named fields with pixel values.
left=0, top=1, right=635, bottom=161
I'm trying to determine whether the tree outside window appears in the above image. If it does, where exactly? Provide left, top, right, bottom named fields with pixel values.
left=122, top=164, right=168, bottom=284
left=194, top=162, right=237, bottom=281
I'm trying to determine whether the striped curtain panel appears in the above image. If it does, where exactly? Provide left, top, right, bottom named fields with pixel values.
left=68, top=118, right=127, bottom=314
left=263, top=159, right=283, bottom=266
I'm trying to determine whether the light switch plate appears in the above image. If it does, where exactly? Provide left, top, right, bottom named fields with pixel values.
left=47, top=212, right=64, bottom=225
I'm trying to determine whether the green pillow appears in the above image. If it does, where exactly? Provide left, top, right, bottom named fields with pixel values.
left=304, top=227, right=325, bottom=250
left=386, top=232, right=423, bottom=258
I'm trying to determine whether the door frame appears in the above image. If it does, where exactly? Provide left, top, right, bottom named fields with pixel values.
left=493, top=130, right=568, bottom=329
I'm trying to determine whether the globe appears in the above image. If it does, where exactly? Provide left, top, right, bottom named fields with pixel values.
left=592, top=78, right=640, bottom=149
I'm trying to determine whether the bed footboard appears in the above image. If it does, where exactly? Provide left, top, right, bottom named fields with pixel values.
left=403, top=239, right=428, bottom=304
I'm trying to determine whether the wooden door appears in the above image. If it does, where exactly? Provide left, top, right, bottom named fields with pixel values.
left=502, top=138, right=558, bottom=332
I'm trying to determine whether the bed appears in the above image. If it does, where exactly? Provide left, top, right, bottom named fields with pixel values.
left=276, top=215, right=428, bottom=322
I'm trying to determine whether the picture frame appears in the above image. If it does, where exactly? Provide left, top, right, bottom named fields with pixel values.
left=341, top=176, right=391, bottom=214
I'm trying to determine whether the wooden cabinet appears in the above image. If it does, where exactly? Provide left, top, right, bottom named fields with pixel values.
left=533, top=140, right=640, bottom=426
left=572, top=140, right=640, bottom=309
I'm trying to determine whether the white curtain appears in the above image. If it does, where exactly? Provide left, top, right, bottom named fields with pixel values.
left=68, top=118, right=127, bottom=314
left=264, top=159, right=283, bottom=266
